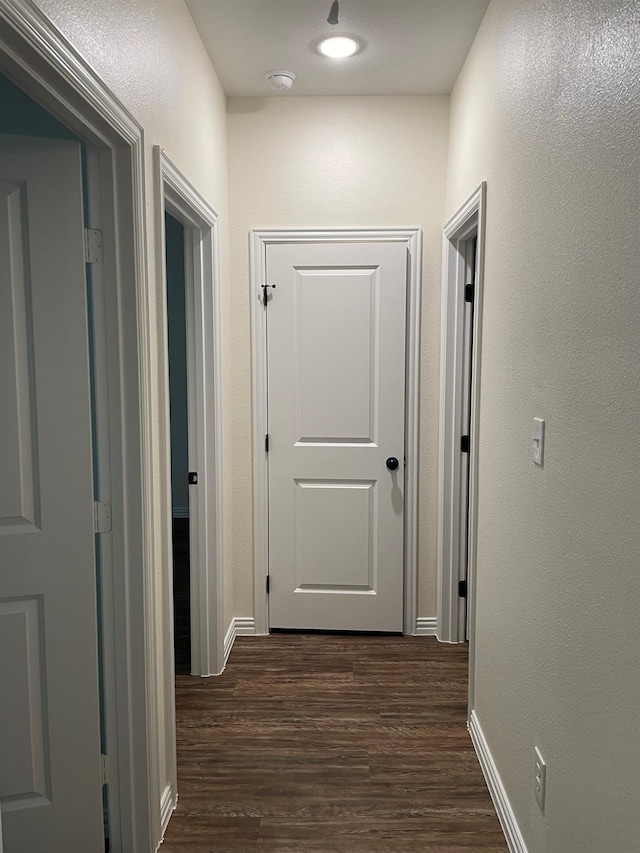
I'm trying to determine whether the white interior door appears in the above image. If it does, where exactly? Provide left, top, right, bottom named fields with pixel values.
left=267, top=240, right=407, bottom=632
left=0, top=136, right=104, bottom=851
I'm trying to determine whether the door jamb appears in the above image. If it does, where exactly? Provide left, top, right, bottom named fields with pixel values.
left=437, top=184, right=486, bottom=708
left=250, top=228, right=423, bottom=636
left=154, top=146, right=225, bottom=681
left=0, top=2, right=161, bottom=850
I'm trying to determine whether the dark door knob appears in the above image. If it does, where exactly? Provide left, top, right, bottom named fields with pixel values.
left=386, top=457, right=399, bottom=471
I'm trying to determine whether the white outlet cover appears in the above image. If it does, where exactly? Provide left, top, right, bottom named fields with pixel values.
left=534, top=746, right=547, bottom=812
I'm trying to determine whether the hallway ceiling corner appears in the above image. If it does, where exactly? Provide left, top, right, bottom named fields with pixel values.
left=185, top=0, right=490, bottom=97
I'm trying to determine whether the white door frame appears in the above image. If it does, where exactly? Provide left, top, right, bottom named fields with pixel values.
left=251, top=228, right=423, bottom=636
left=437, top=183, right=486, bottom=678
left=154, top=146, right=225, bottom=680
left=0, top=2, right=162, bottom=850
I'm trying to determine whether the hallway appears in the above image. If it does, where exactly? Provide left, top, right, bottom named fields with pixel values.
left=161, top=635, right=507, bottom=851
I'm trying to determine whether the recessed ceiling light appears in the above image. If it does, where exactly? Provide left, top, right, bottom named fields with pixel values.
left=317, top=35, right=361, bottom=58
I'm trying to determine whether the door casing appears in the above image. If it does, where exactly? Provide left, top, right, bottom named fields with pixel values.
left=437, top=183, right=486, bottom=714
left=251, top=228, right=423, bottom=636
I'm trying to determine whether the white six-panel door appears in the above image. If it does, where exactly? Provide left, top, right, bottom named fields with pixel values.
left=266, top=241, right=408, bottom=632
left=0, top=136, right=104, bottom=851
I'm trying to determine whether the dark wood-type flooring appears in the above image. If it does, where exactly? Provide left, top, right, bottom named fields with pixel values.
left=161, top=634, right=507, bottom=852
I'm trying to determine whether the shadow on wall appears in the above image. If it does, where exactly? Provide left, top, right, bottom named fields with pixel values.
left=1, top=72, right=77, bottom=139
left=226, top=97, right=271, bottom=115
left=165, top=211, right=189, bottom=517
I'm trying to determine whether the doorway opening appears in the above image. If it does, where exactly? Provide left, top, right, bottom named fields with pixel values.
left=155, top=147, right=225, bottom=685
left=165, top=212, right=191, bottom=675
left=437, top=183, right=486, bottom=709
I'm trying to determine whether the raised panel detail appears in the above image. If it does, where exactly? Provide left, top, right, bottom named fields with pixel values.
left=0, top=597, right=51, bottom=810
left=0, top=181, right=40, bottom=533
left=294, top=267, right=378, bottom=445
left=294, top=480, right=377, bottom=593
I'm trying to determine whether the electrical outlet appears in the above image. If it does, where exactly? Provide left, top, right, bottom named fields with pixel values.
left=534, top=747, right=547, bottom=812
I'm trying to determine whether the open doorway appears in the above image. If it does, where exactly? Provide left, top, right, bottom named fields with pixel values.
left=165, top=212, right=191, bottom=675
left=155, top=148, right=225, bottom=685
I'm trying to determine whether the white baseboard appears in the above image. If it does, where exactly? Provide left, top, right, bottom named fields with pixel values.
left=223, top=616, right=256, bottom=668
left=415, top=616, right=438, bottom=636
left=468, top=710, right=528, bottom=853
left=159, top=782, right=177, bottom=841
left=171, top=507, right=189, bottom=519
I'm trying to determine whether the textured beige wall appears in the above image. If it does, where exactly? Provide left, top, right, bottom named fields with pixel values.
left=227, top=95, right=449, bottom=620
left=33, top=0, right=232, bottom=831
left=447, top=1, right=640, bottom=851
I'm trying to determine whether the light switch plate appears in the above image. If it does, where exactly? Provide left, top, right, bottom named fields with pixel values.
left=533, top=418, right=545, bottom=466
left=534, top=746, right=547, bottom=812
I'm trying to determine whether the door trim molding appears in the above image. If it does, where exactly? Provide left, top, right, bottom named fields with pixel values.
left=250, top=228, right=423, bottom=636
left=155, top=147, right=225, bottom=679
left=0, top=2, right=160, bottom=849
left=437, top=184, right=486, bottom=669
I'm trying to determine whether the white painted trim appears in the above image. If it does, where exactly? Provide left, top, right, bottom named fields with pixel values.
left=223, top=618, right=235, bottom=666
left=250, top=228, right=422, bottom=636
left=234, top=616, right=257, bottom=636
left=415, top=617, right=438, bottom=636
left=223, top=617, right=257, bottom=668
left=468, top=711, right=528, bottom=853
left=0, top=3, right=161, bottom=850
left=403, top=230, right=423, bottom=636
left=159, top=784, right=176, bottom=838
left=154, top=146, right=225, bottom=680
left=171, top=507, right=189, bottom=519
left=437, top=183, right=487, bottom=657
left=84, top=144, right=125, bottom=842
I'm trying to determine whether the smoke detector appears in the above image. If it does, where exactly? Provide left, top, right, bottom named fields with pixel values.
left=265, top=70, right=296, bottom=91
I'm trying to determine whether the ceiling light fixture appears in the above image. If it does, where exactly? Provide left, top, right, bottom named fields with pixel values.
left=317, top=35, right=361, bottom=58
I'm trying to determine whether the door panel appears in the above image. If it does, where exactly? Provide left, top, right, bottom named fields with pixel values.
left=294, top=479, right=376, bottom=591
left=0, top=136, right=104, bottom=852
left=294, top=267, right=378, bottom=444
left=0, top=178, right=38, bottom=531
left=0, top=598, right=48, bottom=806
left=267, top=241, right=407, bottom=632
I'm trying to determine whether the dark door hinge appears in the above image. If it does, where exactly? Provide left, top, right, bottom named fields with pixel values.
left=266, top=575, right=270, bottom=594
left=265, top=434, right=269, bottom=453
left=460, top=435, right=470, bottom=453
left=188, top=471, right=198, bottom=485
left=465, top=283, right=475, bottom=303
left=458, top=580, right=467, bottom=598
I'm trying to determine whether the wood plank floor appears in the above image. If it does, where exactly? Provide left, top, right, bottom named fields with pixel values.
left=161, top=634, right=507, bottom=852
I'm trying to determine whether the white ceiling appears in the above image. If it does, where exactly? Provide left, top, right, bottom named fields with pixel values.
left=185, top=0, right=490, bottom=97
